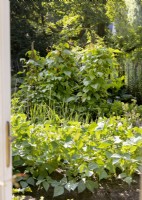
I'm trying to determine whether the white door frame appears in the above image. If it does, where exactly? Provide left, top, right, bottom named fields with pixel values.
left=0, top=0, right=12, bottom=199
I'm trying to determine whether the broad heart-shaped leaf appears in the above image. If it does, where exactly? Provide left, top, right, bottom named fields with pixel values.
left=53, top=186, right=64, bottom=197
left=91, top=83, right=100, bottom=90
left=123, top=177, right=132, bottom=185
left=65, top=181, right=78, bottom=192
left=112, top=158, right=120, bottom=165
left=20, top=181, right=28, bottom=188
left=60, top=177, right=67, bottom=185
left=83, top=79, right=90, bottom=86
left=78, top=163, right=87, bottom=173
left=80, top=65, right=86, bottom=71
left=51, top=180, right=60, bottom=187
left=97, top=72, right=104, bottom=77
left=63, top=49, right=71, bottom=55
left=27, top=177, right=35, bottom=186
left=88, top=162, right=98, bottom=170
left=42, top=181, right=49, bottom=192
left=36, top=178, right=45, bottom=186
left=63, top=70, right=71, bottom=77
left=85, top=170, right=94, bottom=177
left=78, top=180, right=86, bottom=193
left=86, top=180, right=98, bottom=192
left=98, top=170, right=108, bottom=180
left=64, top=42, right=70, bottom=48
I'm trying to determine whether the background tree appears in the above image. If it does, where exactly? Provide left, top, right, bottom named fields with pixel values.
left=10, top=0, right=109, bottom=65
left=106, top=0, right=142, bottom=103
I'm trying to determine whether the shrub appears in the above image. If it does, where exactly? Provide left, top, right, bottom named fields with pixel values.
left=77, top=46, right=124, bottom=116
left=14, top=43, right=124, bottom=119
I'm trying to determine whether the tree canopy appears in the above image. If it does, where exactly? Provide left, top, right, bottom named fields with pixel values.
left=11, top=0, right=142, bottom=67
left=11, top=0, right=110, bottom=59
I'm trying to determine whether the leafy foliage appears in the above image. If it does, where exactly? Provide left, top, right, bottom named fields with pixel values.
left=12, top=105, right=142, bottom=197
left=11, top=0, right=109, bottom=62
left=77, top=46, right=124, bottom=115
left=14, top=44, right=124, bottom=119
left=11, top=1, right=142, bottom=198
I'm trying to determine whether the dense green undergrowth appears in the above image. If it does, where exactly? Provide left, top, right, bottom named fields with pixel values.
left=14, top=43, right=124, bottom=119
left=12, top=105, right=142, bottom=197
left=12, top=44, right=142, bottom=198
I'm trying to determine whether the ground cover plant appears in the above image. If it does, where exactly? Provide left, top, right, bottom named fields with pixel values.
left=12, top=101, right=142, bottom=198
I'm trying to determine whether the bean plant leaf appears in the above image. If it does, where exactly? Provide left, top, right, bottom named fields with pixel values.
left=85, top=170, right=94, bottom=177
left=86, top=180, right=98, bottom=192
left=88, top=162, right=98, bottom=170
left=60, top=177, right=67, bottom=185
left=64, top=71, right=71, bottom=77
left=43, top=181, right=50, bottom=192
left=114, top=136, right=122, bottom=144
left=51, top=180, right=60, bottom=187
left=83, top=80, right=90, bottom=86
left=112, top=158, right=120, bottom=165
left=20, top=181, right=28, bottom=188
left=65, top=181, right=78, bottom=192
left=78, top=180, right=86, bottom=193
left=27, top=177, right=35, bottom=186
left=95, top=122, right=104, bottom=130
left=53, top=186, right=64, bottom=197
left=36, top=179, right=45, bottom=185
left=123, top=177, right=132, bottom=185
left=99, top=170, right=108, bottom=180
left=118, top=173, right=127, bottom=179
left=98, top=142, right=111, bottom=148
left=111, top=154, right=122, bottom=158
left=91, top=83, right=99, bottom=90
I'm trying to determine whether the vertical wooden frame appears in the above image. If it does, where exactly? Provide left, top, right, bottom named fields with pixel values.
left=0, top=0, right=12, bottom=199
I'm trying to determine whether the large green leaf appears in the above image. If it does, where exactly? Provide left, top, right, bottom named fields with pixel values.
left=88, top=162, right=98, bottom=170
left=86, top=180, right=98, bottom=192
left=53, top=186, right=64, bottom=197
left=60, top=177, right=67, bottom=185
left=43, top=181, right=50, bottom=192
left=64, top=71, right=72, bottom=77
left=124, top=177, right=132, bottom=185
left=27, top=177, right=35, bottom=186
left=98, top=170, right=108, bottom=180
left=65, top=181, right=78, bottom=192
left=20, top=181, right=28, bottom=188
left=78, top=180, right=86, bottom=193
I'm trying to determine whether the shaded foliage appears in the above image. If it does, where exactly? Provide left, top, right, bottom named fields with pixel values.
left=10, top=0, right=109, bottom=64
